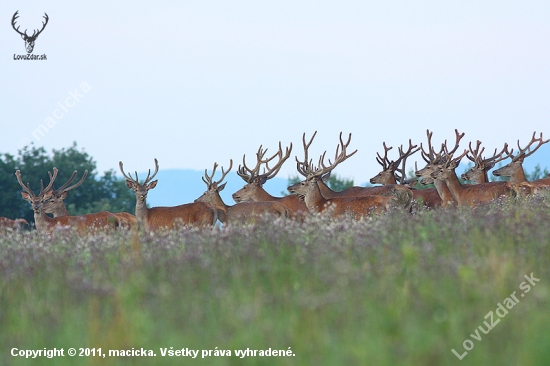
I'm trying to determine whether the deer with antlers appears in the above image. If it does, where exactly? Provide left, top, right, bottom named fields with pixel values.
left=120, top=159, right=217, bottom=231
left=16, top=168, right=121, bottom=234
left=39, top=169, right=137, bottom=229
left=231, top=142, right=309, bottom=217
left=414, top=130, right=459, bottom=208
left=428, top=130, right=514, bottom=207
left=491, top=132, right=550, bottom=193
left=195, top=160, right=291, bottom=223
left=287, top=133, right=412, bottom=218
left=369, top=139, right=443, bottom=208
left=295, top=132, right=413, bottom=201
left=461, top=141, right=514, bottom=184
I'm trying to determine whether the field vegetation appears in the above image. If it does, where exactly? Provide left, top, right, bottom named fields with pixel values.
left=1, top=195, right=549, bottom=365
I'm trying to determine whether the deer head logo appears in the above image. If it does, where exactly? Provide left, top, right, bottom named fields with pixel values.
left=12, top=11, right=49, bottom=54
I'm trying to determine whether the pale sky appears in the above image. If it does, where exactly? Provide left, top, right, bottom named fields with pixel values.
left=2, top=1, right=550, bottom=186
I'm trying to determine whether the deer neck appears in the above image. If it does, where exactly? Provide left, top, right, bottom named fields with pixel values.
left=441, top=171, right=465, bottom=204
left=34, top=208, right=53, bottom=232
left=254, top=185, right=276, bottom=200
left=510, top=166, right=527, bottom=183
left=433, top=179, right=455, bottom=207
left=304, top=183, right=328, bottom=213
left=481, top=171, right=490, bottom=184
left=52, top=204, right=70, bottom=217
left=316, top=179, right=337, bottom=198
left=211, top=192, right=231, bottom=216
left=134, top=197, right=150, bottom=226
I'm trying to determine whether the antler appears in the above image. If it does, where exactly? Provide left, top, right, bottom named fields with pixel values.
left=119, top=158, right=159, bottom=185
left=237, top=142, right=292, bottom=183
left=314, top=132, right=358, bottom=179
left=467, top=141, right=513, bottom=169
left=202, top=160, right=233, bottom=189
left=16, top=167, right=58, bottom=198
left=296, top=131, right=318, bottom=177
left=34, top=13, right=49, bottom=38
left=48, top=169, right=89, bottom=195
left=512, top=131, right=549, bottom=162
left=393, top=139, right=420, bottom=184
left=11, top=11, right=25, bottom=37
left=11, top=11, right=49, bottom=39
left=375, top=142, right=393, bottom=170
left=443, top=129, right=466, bottom=158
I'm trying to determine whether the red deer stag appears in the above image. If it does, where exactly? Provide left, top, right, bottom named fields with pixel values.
left=430, top=131, right=514, bottom=207
left=120, top=159, right=217, bottom=231
left=492, top=132, right=550, bottom=193
left=299, top=131, right=413, bottom=200
left=41, top=169, right=137, bottom=229
left=16, top=168, right=121, bottom=234
left=287, top=133, right=412, bottom=218
left=195, top=160, right=291, bottom=223
left=414, top=130, right=459, bottom=208
left=231, top=142, right=309, bottom=217
left=369, top=139, right=442, bottom=208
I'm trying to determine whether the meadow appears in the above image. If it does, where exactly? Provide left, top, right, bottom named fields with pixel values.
left=1, top=196, right=549, bottom=366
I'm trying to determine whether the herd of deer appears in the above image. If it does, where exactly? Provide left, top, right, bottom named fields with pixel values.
left=1, top=129, right=549, bottom=234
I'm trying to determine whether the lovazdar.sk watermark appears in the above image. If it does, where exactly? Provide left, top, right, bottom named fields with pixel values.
left=451, top=272, right=540, bottom=360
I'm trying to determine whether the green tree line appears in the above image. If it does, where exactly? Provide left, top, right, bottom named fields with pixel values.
left=0, top=143, right=134, bottom=223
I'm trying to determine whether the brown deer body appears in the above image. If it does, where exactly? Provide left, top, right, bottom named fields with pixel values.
left=41, top=169, right=137, bottom=229
left=196, top=160, right=291, bottom=223
left=16, top=168, right=120, bottom=234
left=288, top=132, right=412, bottom=218
left=0, top=217, right=28, bottom=231
left=288, top=179, right=398, bottom=217
left=120, top=159, right=217, bottom=231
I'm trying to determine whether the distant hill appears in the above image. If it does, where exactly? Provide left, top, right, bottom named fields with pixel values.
left=138, top=169, right=292, bottom=207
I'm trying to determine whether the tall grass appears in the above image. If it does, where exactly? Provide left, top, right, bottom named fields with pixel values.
left=1, top=196, right=549, bottom=365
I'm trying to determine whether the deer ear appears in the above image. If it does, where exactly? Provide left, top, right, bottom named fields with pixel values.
left=485, top=162, right=495, bottom=170
left=147, top=180, right=158, bottom=190
left=20, top=34, right=25, bottom=40
left=60, top=191, right=68, bottom=200
left=126, top=180, right=136, bottom=189
left=217, top=182, right=227, bottom=192
left=21, top=192, right=32, bottom=202
left=43, top=191, right=53, bottom=200
left=258, top=177, right=267, bottom=185
left=322, top=172, right=331, bottom=182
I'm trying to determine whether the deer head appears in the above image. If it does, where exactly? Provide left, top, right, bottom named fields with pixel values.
left=41, top=169, right=88, bottom=215
left=288, top=131, right=356, bottom=199
left=232, top=142, right=292, bottom=202
left=195, top=160, right=233, bottom=208
left=16, top=168, right=58, bottom=214
left=119, top=159, right=159, bottom=204
left=492, top=132, right=549, bottom=181
left=370, top=139, right=419, bottom=185
left=12, top=11, right=49, bottom=53
left=461, top=141, right=512, bottom=183
left=415, top=129, right=451, bottom=184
